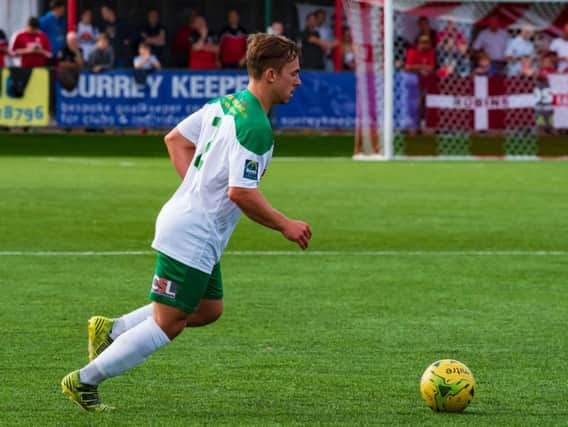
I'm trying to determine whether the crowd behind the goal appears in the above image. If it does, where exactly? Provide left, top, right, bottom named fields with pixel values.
left=401, top=14, right=568, bottom=81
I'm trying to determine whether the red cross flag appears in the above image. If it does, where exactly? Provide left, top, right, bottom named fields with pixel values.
left=426, top=76, right=535, bottom=131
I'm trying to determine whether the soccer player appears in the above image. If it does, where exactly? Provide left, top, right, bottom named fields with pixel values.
left=61, top=33, right=311, bottom=412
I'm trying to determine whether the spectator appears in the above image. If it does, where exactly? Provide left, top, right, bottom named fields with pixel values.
left=538, top=52, right=557, bottom=82
left=0, top=28, right=8, bottom=67
left=437, top=19, right=467, bottom=50
left=314, top=9, right=333, bottom=41
left=505, top=26, right=535, bottom=76
left=189, top=16, right=218, bottom=70
left=405, top=34, right=435, bottom=132
left=314, top=8, right=335, bottom=70
left=10, top=17, right=52, bottom=68
left=87, top=33, right=113, bottom=73
left=134, top=42, right=161, bottom=70
left=473, top=51, right=495, bottom=76
left=138, top=8, right=167, bottom=64
left=77, top=8, right=98, bottom=61
left=268, top=20, right=285, bottom=37
left=415, top=16, right=437, bottom=49
left=405, top=35, right=435, bottom=77
left=39, top=0, right=66, bottom=58
left=218, top=9, right=248, bottom=68
left=172, top=12, right=196, bottom=68
left=549, top=22, right=568, bottom=72
left=341, top=26, right=355, bottom=70
left=57, top=31, right=83, bottom=91
left=437, top=28, right=469, bottom=78
left=534, top=31, right=553, bottom=56
left=300, top=13, right=337, bottom=70
left=57, top=31, right=83, bottom=68
left=100, top=3, right=131, bottom=67
left=472, top=15, right=509, bottom=75
left=437, top=37, right=469, bottom=78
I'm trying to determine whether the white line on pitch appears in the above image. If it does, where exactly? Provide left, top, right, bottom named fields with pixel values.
left=0, top=250, right=566, bottom=257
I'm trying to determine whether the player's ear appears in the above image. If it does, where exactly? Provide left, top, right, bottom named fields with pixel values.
left=265, top=68, right=277, bottom=83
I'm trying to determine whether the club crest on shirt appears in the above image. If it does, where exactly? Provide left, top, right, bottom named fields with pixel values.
left=243, top=159, right=259, bottom=180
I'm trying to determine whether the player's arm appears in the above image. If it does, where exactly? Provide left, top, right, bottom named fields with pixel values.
left=228, top=187, right=312, bottom=250
left=164, top=128, right=196, bottom=179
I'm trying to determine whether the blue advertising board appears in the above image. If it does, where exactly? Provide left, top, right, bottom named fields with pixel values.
left=272, top=71, right=356, bottom=129
left=56, top=70, right=419, bottom=129
left=57, top=71, right=249, bottom=128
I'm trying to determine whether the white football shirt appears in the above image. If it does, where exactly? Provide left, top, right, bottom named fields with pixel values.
left=152, top=89, right=274, bottom=273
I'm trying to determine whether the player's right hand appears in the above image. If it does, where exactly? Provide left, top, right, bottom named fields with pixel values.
left=282, top=220, right=312, bottom=250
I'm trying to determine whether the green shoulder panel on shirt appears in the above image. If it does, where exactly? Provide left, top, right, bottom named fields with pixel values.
left=217, top=89, right=273, bottom=156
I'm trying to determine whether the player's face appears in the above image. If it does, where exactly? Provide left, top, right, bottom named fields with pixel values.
left=273, top=57, right=301, bottom=104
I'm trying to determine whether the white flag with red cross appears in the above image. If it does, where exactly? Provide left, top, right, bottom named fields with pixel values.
left=426, top=76, right=535, bottom=131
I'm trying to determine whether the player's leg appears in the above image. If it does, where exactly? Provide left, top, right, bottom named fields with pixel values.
left=62, top=307, right=171, bottom=412
left=62, top=252, right=211, bottom=411
left=110, top=304, right=153, bottom=339
left=186, top=299, right=224, bottom=326
left=88, top=304, right=154, bottom=361
left=186, top=263, right=224, bottom=327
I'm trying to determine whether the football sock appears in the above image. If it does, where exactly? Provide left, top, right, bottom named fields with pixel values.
left=79, top=317, right=170, bottom=385
left=110, top=303, right=153, bottom=340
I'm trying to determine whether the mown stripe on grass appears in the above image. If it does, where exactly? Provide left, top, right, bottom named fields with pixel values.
left=0, top=250, right=567, bottom=257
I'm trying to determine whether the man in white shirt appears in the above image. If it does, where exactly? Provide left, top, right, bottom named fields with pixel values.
left=550, top=23, right=568, bottom=72
left=505, top=26, right=535, bottom=76
left=61, top=34, right=312, bottom=412
left=473, top=15, right=510, bottom=74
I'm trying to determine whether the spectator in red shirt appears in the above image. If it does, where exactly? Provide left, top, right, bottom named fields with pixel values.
left=0, top=29, right=9, bottom=67
left=10, top=17, right=52, bottom=67
left=218, top=9, right=248, bottom=68
left=172, top=12, right=196, bottom=68
left=405, top=35, right=435, bottom=78
left=189, top=16, right=219, bottom=70
left=405, top=34, right=435, bottom=132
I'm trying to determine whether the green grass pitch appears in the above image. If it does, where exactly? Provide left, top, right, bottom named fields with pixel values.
left=0, top=134, right=567, bottom=426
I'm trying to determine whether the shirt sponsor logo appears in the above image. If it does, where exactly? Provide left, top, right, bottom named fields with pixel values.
left=243, top=159, right=259, bottom=180
left=151, top=276, right=178, bottom=299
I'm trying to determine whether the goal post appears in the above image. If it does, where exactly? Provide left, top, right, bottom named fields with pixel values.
left=344, top=0, right=568, bottom=160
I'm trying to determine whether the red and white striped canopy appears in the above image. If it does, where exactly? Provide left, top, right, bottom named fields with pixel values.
left=392, top=1, right=568, bottom=34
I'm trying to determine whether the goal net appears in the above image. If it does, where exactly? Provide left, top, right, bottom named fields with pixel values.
left=344, top=0, right=568, bottom=159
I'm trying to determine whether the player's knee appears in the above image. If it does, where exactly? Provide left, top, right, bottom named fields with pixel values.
left=185, top=305, right=223, bottom=327
left=153, top=306, right=188, bottom=340
left=207, top=307, right=223, bottom=324
left=206, top=302, right=223, bottom=324
left=155, top=317, right=186, bottom=340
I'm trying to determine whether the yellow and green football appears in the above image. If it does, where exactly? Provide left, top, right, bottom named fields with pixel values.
left=420, top=359, right=476, bottom=412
